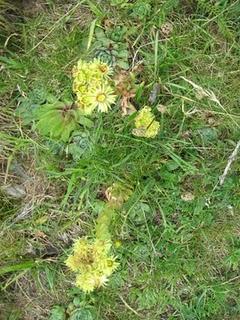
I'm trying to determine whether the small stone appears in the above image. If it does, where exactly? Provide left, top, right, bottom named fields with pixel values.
left=157, top=104, right=167, bottom=114
left=149, top=83, right=160, bottom=104
left=181, top=192, right=195, bottom=202
left=1, top=184, right=26, bottom=199
left=160, top=22, right=173, bottom=37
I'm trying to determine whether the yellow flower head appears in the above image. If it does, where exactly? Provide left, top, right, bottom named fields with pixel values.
left=114, top=240, right=122, bottom=248
left=72, top=59, right=116, bottom=115
left=133, top=106, right=160, bottom=138
left=93, top=239, right=112, bottom=256
left=65, top=237, right=118, bottom=293
left=92, top=58, right=113, bottom=78
left=76, top=271, right=108, bottom=293
left=65, top=238, right=94, bottom=273
left=76, top=94, right=95, bottom=115
left=89, top=84, right=116, bottom=113
left=99, top=256, right=119, bottom=276
left=76, top=273, right=96, bottom=293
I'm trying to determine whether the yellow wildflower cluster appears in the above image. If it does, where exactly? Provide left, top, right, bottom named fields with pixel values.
left=66, top=183, right=132, bottom=293
left=65, top=238, right=118, bottom=293
left=132, top=106, right=160, bottom=138
left=72, top=59, right=116, bottom=115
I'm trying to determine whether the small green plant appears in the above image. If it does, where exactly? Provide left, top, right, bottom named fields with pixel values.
left=225, top=248, right=240, bottom=271
left=17, top=88, right=92, bottom=142
left=49, top=298, right=97, bottom=320
left=16, top=87, right=48, bottom=125
left=2, top=2, right=240, bottom=319
left=94, top=27, right=130, bottom=69
left=130, top=0, right=152, bottom=19
left=35, top=99, right=91, bottom=142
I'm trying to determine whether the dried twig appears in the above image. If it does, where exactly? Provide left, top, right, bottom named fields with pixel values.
left=180, top=76, right=240, bottom=128
left=219, top=140, right=240, bottom=186
left=118, top=294, right=143, bottom=318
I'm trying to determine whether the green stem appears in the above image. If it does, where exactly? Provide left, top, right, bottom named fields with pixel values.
left=95, top=203, right=115, bottom=241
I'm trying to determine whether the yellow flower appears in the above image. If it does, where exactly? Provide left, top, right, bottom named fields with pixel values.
left=89, top=84, right=116, bottom=113
left=114, top=240, right=122, bottom=248
left=65, top=255, right=79, bottom=272
left=93, top=239, right=112, bottom=256
left=72, top=59, right=116, bottom=115
left=99, top=257, right=119, bottom=276
left=95, top=274, right=109, bottom=287
left=72, top=60, right=92, bottom=83
left=65, top=238, right=93, bottom=273
left=76, top=95, right=96, bottom=115
left=91, top=58, right=113, bottom=78
left=65, top=237, right=118, bottom=293
left=76, top=271, right=109, bottom=292
left=73, top=238, right=90, bottom=253
left=133, top=106, right=160, bottom=138
left=76, top=273, right=96, bottom=293
left=73, top=82, right=86, bottom=94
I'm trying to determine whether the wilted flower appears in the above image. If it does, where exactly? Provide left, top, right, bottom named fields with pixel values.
left=105, top=182, right=133, bottom=208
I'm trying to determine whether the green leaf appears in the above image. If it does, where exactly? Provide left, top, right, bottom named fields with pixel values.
left=78, top=116, right=94, bottom=128
left=34, top=100, right=80, bottom=141
left=87, top=1, right=105, bottom=18
left=166, top=160, right=180, bottom=171
left=51, top=119, right=66, bottom=139
left=60, top=121, right=77, bottom=142
left=100, top=38, right=112, bottom=47
left=0, top=260, right=38, bottom=276
left=37, top=111, right=61, bottom=136
left=49, top=306, right=66, bottom=320
left=198, top=127, right=218, bottom=142
left=69, top=308, right=95, bottom=320
left=95, top=27, right=106, bottom=40
left=73, top=297, right=81, bottom=307
left=116, top=49, right=129, bottom=59
left=117, top=59, right=129, bottom=69
left=87, top=19, right=97, bottom=51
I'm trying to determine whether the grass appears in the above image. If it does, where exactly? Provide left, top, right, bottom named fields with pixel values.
left=0, top=0, right=240, bottom=319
